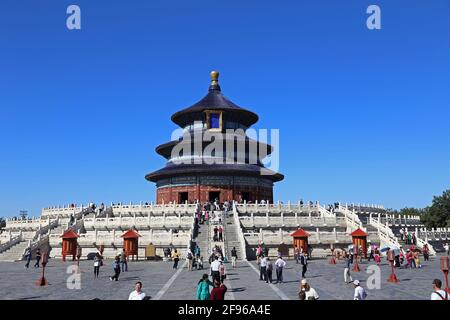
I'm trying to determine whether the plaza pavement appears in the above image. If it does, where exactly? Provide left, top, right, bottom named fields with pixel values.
left=0, top=255, right=446, bottom=300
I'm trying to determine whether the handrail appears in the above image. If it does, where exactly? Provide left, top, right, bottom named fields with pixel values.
left=0, top=234, right=22, bottom=254
left=337, top=204, right=363, bottom=232
left=233, top=201, right=247, bottom=260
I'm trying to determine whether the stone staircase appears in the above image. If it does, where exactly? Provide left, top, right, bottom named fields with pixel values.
left=0, top=240, right=29, bottom=261
left=224, top=211, right=243, bottom=261
left=194, top=220, right=210, bottom=262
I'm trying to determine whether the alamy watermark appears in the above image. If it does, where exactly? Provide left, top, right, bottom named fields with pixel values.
left=169, top=123, right=280, bottom=176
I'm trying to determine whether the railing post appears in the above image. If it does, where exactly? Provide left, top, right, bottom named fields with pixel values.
left=334, top=227, right=337, bottom=242
left=251, top=212, right=255, bottom=227
left=266, top=211, right=269, bottom=226
left=244, top=200, right=247, bottom=213
left=316, top=228, right=320, bottom=243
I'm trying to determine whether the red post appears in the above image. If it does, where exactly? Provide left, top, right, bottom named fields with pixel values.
left=387, top=250, right=399, bottom=283
left=329, top=248, right=336, bottom=265
left=352, top=247, right=361, bottom=272
left=440, top=257, right=450, bottom=294
left=36, top=252, right=49, bottom=286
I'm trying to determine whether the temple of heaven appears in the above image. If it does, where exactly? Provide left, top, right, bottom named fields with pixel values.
left=145, top=71, right=284, bottom=204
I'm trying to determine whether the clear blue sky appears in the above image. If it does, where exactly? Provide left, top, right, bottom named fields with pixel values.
left=1, top=0, right=449, bottom=218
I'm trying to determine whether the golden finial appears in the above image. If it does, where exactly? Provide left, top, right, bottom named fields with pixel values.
left=210, top=70, right=219, bottom=85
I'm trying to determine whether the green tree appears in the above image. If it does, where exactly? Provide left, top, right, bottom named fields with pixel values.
left=421, top=190, right=450, bottom=228
left=0, top=217, right=5, bottom=229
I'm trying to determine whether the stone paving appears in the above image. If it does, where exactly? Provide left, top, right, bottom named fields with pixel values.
left=0, top=255, right=447, bottom=300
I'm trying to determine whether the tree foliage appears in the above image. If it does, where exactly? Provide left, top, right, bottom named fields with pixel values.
left=420, top=190, right=450, bottom=228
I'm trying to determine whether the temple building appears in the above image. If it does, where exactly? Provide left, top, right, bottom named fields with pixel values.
left=145, top=71, right=284, bottom=204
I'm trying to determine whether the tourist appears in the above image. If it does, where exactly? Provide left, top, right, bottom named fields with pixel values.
left=266, top=257, right=273, bottom=284
left=431, top=279, right=448, bottom=300
left=231, top=247, right=237, bottom=268
left=213, top=226, right=218, bottom=241
left=412, top=232, right=417, bottom=245
left=218, top=226, right=223, bottom=241
left=128, top=281, right=146, bottom=300
left=344, top=252, right=353, bottom=283
left=256, top=244, right=263, bottom=264
left=275, top=255, right=286, bottom=284
left=444, top=243, right=449, bottom=256
left=299, top=279, right=319, bottom=300
left=294, top=247, right=300, bottom=264
left=110, top=256, right=121, bottom=281
left=172, top=249, right=180, bottom=269
left=413, top=250, right=422, bottom=268
left=219, top=260, right=226, bottom=283
left=94, top=252, right=102, bottom=278
left=368, top=246, right=374, bottom=262
left=187, top=250, right=194, bottom=271
left=259, top=255, right=268, bottom=281
left=300, top=252, right=308, bottom=278
left=400, top=228, right=404, bottom=241
left=298, top=290, right=306, bottom=300
left=34, top=248, right=41, bottom=268
left=210, top=279, right=227, bottom=300
left=353, top=280, right=368, bottom=300
left=423, top=244, right=430, bottom=261
left=210, top=256, right=221, bottom=283
left=195, top=244, right=201, bottom=260
left=406, top=250, right=416, bottom=268
left=196, top=274, right=214, bottom=300
left=24, top=247, right=32, bottom=269
left=198, top=256, right=204, bottom=270
left=120, top=249, right=128, bottom=272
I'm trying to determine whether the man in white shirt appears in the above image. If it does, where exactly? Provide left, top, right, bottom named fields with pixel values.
left=353, top=280, right=367, bottom=300
left=444, top=243, right=449, bottom=256
left=259, top=256, right=268, bottom=281
left=128, top=281, right=146, bottom=300
left=300, top=279, right=319, bottom=300
left=275, top=256, right=286, bottom=284
left=210, top=256, right=221, bottom=283
left=431, top=279, right=449, bottom=300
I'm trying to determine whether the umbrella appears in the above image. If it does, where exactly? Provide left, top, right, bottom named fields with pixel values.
left=347, top=244, right=354, bottom=251
left=413, top=248, right=422, bottom=253
left=380, top=246, right=390, bottom=252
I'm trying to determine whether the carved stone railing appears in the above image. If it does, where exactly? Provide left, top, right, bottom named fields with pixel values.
left=0, top=234, right=22, bottom=254
left=233, top=202, right=247, bottom=260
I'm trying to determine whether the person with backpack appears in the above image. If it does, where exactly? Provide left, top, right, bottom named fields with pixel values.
left=110, top=256, right=121, bottom=281
left=431, top=279, right=448, bottom=300
left=187, top=250, right=194, bottom=271
left=353, top=280, right=368, bottom=300
left=300, top=252, right=308, bottom=278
